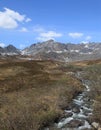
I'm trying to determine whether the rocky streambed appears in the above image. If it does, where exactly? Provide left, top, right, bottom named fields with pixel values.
left=43, top=72, right=94, bottom=130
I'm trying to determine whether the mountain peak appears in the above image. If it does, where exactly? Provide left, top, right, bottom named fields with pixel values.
left=6, top=44, right=17, bottom=49
left=44, top=39, right=55, bottom=44
left=3, top=45, right=20, bottom=54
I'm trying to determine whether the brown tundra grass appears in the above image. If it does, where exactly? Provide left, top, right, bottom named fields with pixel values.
left=0, top=59, right=84, bottom=130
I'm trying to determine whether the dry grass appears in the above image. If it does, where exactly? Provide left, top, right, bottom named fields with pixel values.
left=0, top=59, right=84, bottom=130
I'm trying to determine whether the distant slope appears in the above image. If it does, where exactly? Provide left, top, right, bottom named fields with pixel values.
left=1, top=40, right=101, bottom=61
left=0, top=45, right=21, bottom=55
left=22, top=40, right=101, bottom=61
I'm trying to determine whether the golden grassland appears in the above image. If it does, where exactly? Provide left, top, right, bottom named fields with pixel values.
left=0, top=58, right=101, bottom=130
left=0, top=59, right=84, bottom=130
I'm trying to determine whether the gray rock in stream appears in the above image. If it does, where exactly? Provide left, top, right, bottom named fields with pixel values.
left=61, top=112, right=73, bottom=118
left=64, top=119, right=85, bottom=128
left=72, top=106, right=80, bottom=113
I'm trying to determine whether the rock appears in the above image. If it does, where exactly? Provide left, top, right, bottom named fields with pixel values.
left=72, top=106, right=80, bottom=113
left=82, top=128, right=92, bottom=130
left=98, top=127, right=101, bottom=130
left=64, top=112, right=73, bottom=118
left=66, top=119, right=85, bottom=127
left=91, top=122, right=99, bottom=129
left=86, top=116, right=93, bottom=124
left=66, top=105, right=73, bottom=110
left=60, top=112, right=73, bottom=121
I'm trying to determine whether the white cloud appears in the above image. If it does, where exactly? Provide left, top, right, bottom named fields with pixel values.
left=33, top=25, right=63, bottom=41
left=0, top=7, right=31, bottom=29
left=40, top=31, right=62, bottom=38
left=0, top=42, right=6, bottom=47
left=85, top=36, right=92, bottom=40
left=25, top=18, right=31, bottom=22
left=37, top=37, right=50, bottom=41
left=37, top=31, right=62, bottom=41
left=33, top=25, right=45, bottom=33
left=19, top=27, right=28, bottom=32
left=81, top=41, right=89, bottom=44
left=81, top=35, right=92, bottom=44
left=68, top=32, right=84, bottom=38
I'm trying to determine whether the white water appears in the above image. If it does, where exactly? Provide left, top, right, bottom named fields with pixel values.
left=57, top=117, right=73, bottom=128
left=56, top=83, right=93, bottom=129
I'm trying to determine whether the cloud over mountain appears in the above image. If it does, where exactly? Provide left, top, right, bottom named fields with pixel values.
left=68, top=32, right=84, bottom=38
left=37, top=31, right=62, bottom=41
left=0, top=42, right=6, bottom=47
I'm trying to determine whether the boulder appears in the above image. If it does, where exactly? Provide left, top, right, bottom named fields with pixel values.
left=67, top=119, right=85, bottom=127
left=82, top=128, right=94, bottom=130
left=91, top=122, right=99, bottom=129
left=72, top=106, right=80, bottom=113
left=59, top=112, right=73, bottom=122
left=64, top=112, right=73, bottom=118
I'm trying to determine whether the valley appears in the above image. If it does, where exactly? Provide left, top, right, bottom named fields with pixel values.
left=0, top=0, right=101, bottom=129
left=0, top=58, right=101, bottom=130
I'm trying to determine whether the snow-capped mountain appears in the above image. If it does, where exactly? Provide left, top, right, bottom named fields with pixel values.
left=1, top=40, right=101, bottom=62
left=22, top=40, right=101, bottom=61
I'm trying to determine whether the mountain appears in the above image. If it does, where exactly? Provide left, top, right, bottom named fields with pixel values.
left=22, top=40, right=101, bottom=62
left=0, top=47, right=4, bottom=53
left=1, top=40, right=101, bottom=62
left=0, top=45, right=21, bottom=55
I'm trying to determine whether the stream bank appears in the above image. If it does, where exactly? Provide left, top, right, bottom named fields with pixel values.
left=42, top=72, right=94, bottom=130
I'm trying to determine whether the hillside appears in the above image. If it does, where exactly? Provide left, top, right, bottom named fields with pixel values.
left=1, top=40, right=101, bottom=62
left=22, top=40, right=101, bottom=62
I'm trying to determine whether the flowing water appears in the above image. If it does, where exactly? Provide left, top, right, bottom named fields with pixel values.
left=43, top=72, right=93, bottom=130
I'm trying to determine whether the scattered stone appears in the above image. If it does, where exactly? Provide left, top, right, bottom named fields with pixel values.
left=86, top=116, right=93, bottom=124
left=66, top=119, right=85, bottom=127
left=66, top=105, right=73, bottom=110
left=82, top=128, right=92, bottom=130
left=60, top=112, right=73, bottom=120
left=91, top=122, right=99, bottom=129
left=72, top=106, right=80, bottom=113
left=64, top=112, right=73, bottom=118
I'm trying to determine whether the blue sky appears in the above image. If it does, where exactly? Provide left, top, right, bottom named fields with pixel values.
left=0, top=0, right=101, bottom=49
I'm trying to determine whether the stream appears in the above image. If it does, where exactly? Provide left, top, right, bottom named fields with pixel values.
left=43, top=72, right=94, bottom=130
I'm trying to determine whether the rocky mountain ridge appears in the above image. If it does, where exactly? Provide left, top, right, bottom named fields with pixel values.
left=0, top=45, right=20, bottom=55
left=22, top=40, right=101, bottom=61
left=1, top=40, right=101, bottom=62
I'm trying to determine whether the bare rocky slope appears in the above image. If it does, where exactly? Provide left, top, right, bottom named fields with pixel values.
left=1, top=40, right=101, bottom=61
left=0, top=45, right=20, bottom=55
